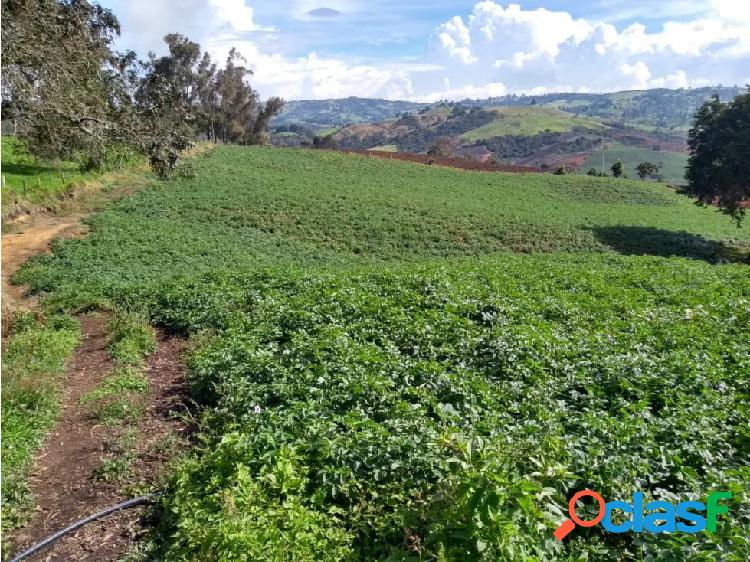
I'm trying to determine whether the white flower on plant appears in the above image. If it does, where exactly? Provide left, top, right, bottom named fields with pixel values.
left=253, top=405, right=262, bottom=414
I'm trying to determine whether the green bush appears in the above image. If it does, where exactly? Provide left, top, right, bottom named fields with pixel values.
left=156, top=438, right=354, bottom=561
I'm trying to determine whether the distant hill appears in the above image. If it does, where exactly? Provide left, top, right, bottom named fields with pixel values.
left=462, top=86, right=744, bottom=131
left=578, top=144, right=689, bottom=185
left=270, top=87, right=744, bottom=179
left=273, top=97, right=427, bottom=129
left=272, top=87, right=743, bottom=132
left=458, top=106, right=606, bottom=141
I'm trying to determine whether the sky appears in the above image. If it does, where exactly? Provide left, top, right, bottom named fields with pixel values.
left=100, top=0, right=750, bottom=101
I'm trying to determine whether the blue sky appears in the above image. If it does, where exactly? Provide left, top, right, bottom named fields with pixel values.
left=101, top=1, right=750, bottom=100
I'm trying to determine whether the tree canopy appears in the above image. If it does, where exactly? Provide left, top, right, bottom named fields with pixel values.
left=685, top=90, right=750, bottom=222
left=636, top=161, right=660, bottom=180
left=1, top=0, right=284, bottom=177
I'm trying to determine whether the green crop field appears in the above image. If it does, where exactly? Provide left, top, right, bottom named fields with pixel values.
left=460, top=107, right=606, bottom=141
left=14, top=146, right=750, bottom=561
left=580, top=143, right=689, bottom=185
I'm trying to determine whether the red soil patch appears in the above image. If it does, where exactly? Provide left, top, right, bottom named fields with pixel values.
left=343, top=149, right=540, bottom=173
left=8, top=316, right=190, bottom=561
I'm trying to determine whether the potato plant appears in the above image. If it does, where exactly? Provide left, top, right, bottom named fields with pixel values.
left=13, top=147, right=750, bottom=560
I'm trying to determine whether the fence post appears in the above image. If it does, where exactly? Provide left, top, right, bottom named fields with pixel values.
left=22, top=179, right=27, bottom=194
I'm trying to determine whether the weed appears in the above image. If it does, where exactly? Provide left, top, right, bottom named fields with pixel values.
left=1, top=313, right=79, bottom=532
left=107, top=312, right=156, bottom=367
left=80, top=366, right=148, bottom=424
left=81, top=366, right=149, bottom=403
left=94, top=430, right=138, bottom=482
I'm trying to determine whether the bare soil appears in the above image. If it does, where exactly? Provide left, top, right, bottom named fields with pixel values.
left=7, top=316, right=190, bottom=561
left=342, top=149, right=540, bottom=173
left=2, top=215, right=87, bottom=308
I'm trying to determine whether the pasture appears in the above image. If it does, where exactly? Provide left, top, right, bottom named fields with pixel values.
left=459, top=106, right=606, bottom=141
left=580, top=142, right=689, bottom=185
left=1, top=137, right=91, bottom=205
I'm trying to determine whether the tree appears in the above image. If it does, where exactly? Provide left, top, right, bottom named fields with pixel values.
left=3, top=2, right=284, bottom=179
left=611, top=160, right=624, bottom=178
left=2, top=0, right=131, bottom=166
left=248, top=96, right=285, bottom=145
left=427, top=137, right=458, bottom=158
left=197, top=47, right=284, bottom=145
left=685, top=90, right=750, bottom=222
left=636, top=161, right=660, bottom=180
left=135, top=63, right=195, bottom=178
left=586, top=167, right=598, bottom=176
left=313, top=134, right=338, bottom=149
left=2, top=2, right=196, bottom=177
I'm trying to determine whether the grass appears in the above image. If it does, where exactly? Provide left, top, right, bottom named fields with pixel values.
left=107, top=312, right=157, bottom=366
left=1, top=136, right=145, bottom=215
left=11, top=146, right=750, bottom=560
left=94, top=428, right=139, bottom=481
left=460, top=106, right=606, bottom=141
left=579, top=143, right=689, bottom=185
left=1, top=137, right=92, bottom=203
left=81, top=313, right=154, bottom=425
left=0, top=312, right=80, bottom=533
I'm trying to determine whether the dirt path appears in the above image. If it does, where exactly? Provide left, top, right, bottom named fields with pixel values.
left=7, top=316, right=190, bottom=561
left=2, top=215, right=86, bottom=308
left=2, top=167, right=195, bottom=560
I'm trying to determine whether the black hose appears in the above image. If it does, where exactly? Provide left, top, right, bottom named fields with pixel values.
left=9, top=494, right=157, bottom=562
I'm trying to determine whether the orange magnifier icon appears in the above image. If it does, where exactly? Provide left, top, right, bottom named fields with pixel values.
left=553, top=490, right=605, bottom=541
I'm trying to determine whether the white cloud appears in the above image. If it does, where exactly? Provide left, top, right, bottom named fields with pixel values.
left=209, top=0, right=273, bottom=33
left=422, top=1, right=750, bottom=99
left=419, top=81, right=508, bottom=103
left=205, top=33, right=415, bottom=100
left=110, top=0, right=750, bottom=101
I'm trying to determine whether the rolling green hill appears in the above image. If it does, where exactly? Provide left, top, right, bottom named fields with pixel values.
left=580, top=143, right=689, bottom=184
left=272, top=87, right=743, bottom=131
left=16, top=147, right=750, bottom=561
left=321, top=100, right=689, bottom=173
left=460, top=106, right=606, bottom=141
left=274, top=97, right=426, bottom=128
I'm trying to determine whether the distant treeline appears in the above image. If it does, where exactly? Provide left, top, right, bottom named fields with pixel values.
left=481, top=130, right=603, bottom=160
